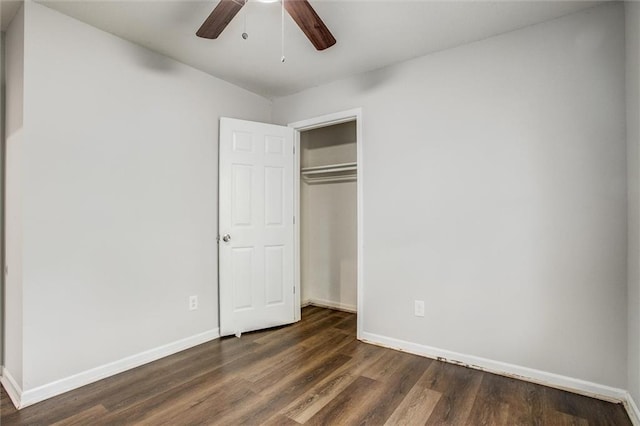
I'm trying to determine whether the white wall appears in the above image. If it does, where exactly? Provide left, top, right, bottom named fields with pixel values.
left=302, top=182, right=357, bottom=309
left=4, top=5, right=21, bottom=137
left=274, top=3, right=627, bottom=389
left=301, top=122, right=357, bottom=310
left=0, top=19, right=3, bottom=371
left=3, top=4, right=24, bottom=391
left=15, top=1, right=271, bottom=391
left=626, top=0, right=640, bottom=407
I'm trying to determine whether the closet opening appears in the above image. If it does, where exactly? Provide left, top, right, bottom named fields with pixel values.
left=299, top=120, right=357, bottom=316
left=290, top=108, right=363, bottom=338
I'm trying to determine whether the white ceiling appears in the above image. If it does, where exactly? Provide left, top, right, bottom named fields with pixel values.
left=31, top=0, right=604, bottom=98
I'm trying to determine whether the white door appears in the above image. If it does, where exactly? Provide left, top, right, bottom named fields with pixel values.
left=219, top=117, right=296, bottom=337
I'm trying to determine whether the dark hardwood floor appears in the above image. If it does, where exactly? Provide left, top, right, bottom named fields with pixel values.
left=0, top=306, right=632, bottom=425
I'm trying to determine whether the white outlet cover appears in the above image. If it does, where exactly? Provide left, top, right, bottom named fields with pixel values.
left=189, top=295, right=198, bottom=310
left=414, top=300, right=425, bottom=317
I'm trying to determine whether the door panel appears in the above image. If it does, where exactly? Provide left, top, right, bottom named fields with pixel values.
left=265, top=167, right=284, bottom=225
left=265, top=245, right=285, bottom=305
left=232, top=165, right=253, bottom=226
left=219, top=118, right=295, bottom=336
left=232, top=247, right=254, bottom=310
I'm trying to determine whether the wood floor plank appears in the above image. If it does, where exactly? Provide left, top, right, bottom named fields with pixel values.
left=261, top=413, right=302, bottom=426
left=497, top=378, right=544, bottom=426
left=548, top=410, right=589, bottom=426
left=415, top=359, right=457, bottom=391
left=284, top=372, right=358, bottom=424
left=127, top=377, right=257, bottom=425
left=251, top=332, right=355, bottom=394
left=1, top=307, right=632, bottom=426
left=50, top=404, right=108, bottom=426
left=1, top=388, right=19, bottom=420
left=252, top=312, right=347, bottom=347
left=305, top=375, right=384, bottom=425
left=334, top=314, right=357, bottom=331
left=423, top=362, right=485, bottom=425
left=358, top=355, right=433, bottom=424
left=609, top=403, right=638, bottom=426
left=282, top=335, right=388, bottom=423
left=97, top=335, right=318, bottom=423
left=100, top=340, right=260, bottom=411
left=301, top=305, right=324, bottom=318
left=467, top=373, right=515, bottom=425
left=469, top=373, right=538, bottom=426
left=3, top=337, right=260, bottom=425
left=94, top=373, right=248, bottom=424
left=224, top=353, right=352, bottom=424
left=240, top=339, right=311, bottom=383
left=384, top=385, right=442, bottom=426
left=542, top=385, right=627, bottom=426
left=302, top=347, right=430, bottom=425
left=361, top=349, right=421, bottom=382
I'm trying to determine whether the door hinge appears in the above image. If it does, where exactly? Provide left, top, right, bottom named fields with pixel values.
left=293, top=286, right=296, bottom=294
left=293, top=216, right=296, bottom=224
left=293, top=145, right=296, bottom=155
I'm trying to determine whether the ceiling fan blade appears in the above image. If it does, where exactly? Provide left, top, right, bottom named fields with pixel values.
left=284, top=0, right=336, bottom=51
left=196, top=0, right=246, bottom=39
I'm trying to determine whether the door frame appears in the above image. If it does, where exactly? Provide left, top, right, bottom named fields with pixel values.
left=288, top=108, right=363, bottom=340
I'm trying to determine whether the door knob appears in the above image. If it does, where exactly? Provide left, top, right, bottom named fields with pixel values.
left=222, top=234, right=231, bottom=242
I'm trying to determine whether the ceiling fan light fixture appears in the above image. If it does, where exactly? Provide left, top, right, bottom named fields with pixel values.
left=256, top=0, right=280, bottom=3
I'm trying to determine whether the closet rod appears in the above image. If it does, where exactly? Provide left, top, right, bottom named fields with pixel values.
left=302, top=175, right=357, bottom=184
left=301, top=162, right=357, bottom=175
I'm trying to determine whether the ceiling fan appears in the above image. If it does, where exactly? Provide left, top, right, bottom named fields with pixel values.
left=196, top=0, right=336, bottom=51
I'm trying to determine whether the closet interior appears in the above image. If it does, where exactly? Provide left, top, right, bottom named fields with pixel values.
left=300, top=120, right=357, bottom=313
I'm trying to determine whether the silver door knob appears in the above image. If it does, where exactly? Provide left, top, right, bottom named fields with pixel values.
left=222, top=234, right=231, bottom=242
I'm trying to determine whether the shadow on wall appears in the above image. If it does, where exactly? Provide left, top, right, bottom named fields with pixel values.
left=119, top=1, right=221, bottom=74
left=123, top=41, right=179, bottom=74
left=355, top=66, right=397, bottom=93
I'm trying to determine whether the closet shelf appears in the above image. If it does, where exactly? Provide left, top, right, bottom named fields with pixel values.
left=301, top=162, right=357, bottom=183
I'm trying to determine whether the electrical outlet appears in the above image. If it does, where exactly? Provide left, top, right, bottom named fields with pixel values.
left=414, top=300, right=425, bottom=317
left=189, top=295, right=198, bottom=311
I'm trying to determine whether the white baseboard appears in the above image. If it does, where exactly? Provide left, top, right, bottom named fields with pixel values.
left=625, top=392, right=640, bottom=426
left=17, top=328, right=219, bottom=409
left=304, top=298, right=357, bottom=313
left=361, top=331, right=627, bottom=403
left=1, top=366, right=23, bottom=409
